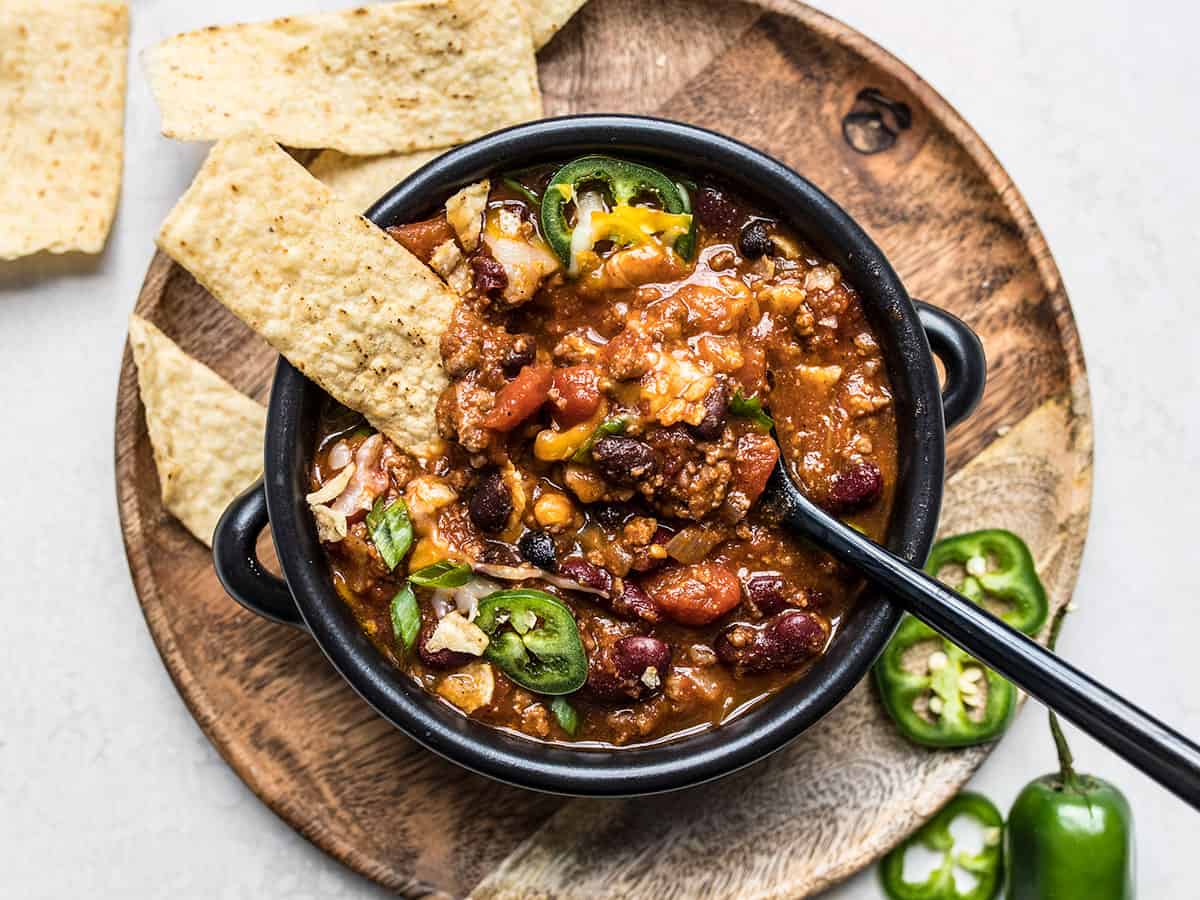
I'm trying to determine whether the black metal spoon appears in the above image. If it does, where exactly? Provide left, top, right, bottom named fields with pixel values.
left=762, top=463, right=1200, bottom=810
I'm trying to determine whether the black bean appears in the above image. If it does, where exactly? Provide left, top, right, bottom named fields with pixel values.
left=613, top=636, right=672, bottom=681
left=827, top=462, right=883, bottom=513
left=738, top=220, right=774, bottom=259
left=591, top=436, right=657, bottom=486
left=693, top=183, right=740, bottom=232
left=501, top=336, right=536, bottom=376
left=689, top=382, right=729, bottom=441
left=468, top=469, right=512, bottom=533
left=593, top=503, right=630, bottom=529
left=517, top=529, right=558, bottom=571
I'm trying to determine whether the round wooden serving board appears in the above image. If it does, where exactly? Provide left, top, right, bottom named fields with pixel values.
left=115, top=2, right=1093, bottom=897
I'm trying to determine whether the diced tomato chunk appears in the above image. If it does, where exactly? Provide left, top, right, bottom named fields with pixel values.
left=641, top=562, right=742, bottom=626
left=386, top=215, right=457, bottom=264
left=550, top=365, right=602, bottom=426
left=734, top=432, right=780, bottom=507
left=483, top=364, right=553, bottom=432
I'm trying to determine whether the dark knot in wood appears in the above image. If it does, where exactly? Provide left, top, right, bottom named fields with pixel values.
left=842, top=88, right=913, bottom=155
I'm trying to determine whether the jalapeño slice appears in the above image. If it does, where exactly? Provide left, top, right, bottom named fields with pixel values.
left=475, top=589, right=587, bottom=695
left=540, top=155, right=696, bottom=270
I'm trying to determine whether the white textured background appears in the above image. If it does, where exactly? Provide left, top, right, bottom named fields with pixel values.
left=1, top=1, right=1197, bottom=897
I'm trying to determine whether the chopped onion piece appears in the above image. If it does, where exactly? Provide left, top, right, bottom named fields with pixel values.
left=472, top=562, right=610, bottom=599
left=665, top=524, right=727, bottom=564
left=447, top=576, right=503, bottom=622
left=568, top=190, right=607, bottom=276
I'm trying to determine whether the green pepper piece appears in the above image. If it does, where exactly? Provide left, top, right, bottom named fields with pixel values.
left=540, top=155, right=696, bottom=268
left=925, top=529, right=1048, bottom=633
left=389, top=584, right=421, bottom=652
left=475, top=589, right=587, bottom=695
left=409, top=560, right=473, bottom=588
left=366, top=497, right=413, bottom=572
left=501, top=175, right=540, bottom=206
left=550, top=696, right=580, bottom=736
left=1005, top=606, right=1135, bottom=900
left=874, top=530, right=1048, bottom=747
left=880, top=792, right=1005, bottom=900
left=570, top=416, right=627, bottom=462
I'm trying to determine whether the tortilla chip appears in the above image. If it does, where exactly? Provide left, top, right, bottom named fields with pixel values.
left=146, top=0, right=541, bottom=155
left=306, top=0, right=579, bottom=208
left=157, top=130, right=457, bottom=457
left=521, top=0, right=588, bottom=48
left=308, top=148, right=444, bottom=213
left=128, top=315, right=266, bottom=546
left=0, top=1, right=128, bottom=260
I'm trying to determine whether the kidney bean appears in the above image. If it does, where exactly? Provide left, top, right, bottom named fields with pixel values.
left=558, top=557, right=614, bottom=594
left=642, top=562, right=742, bottom=626
left=418, top=621, right=474, bottom=670
left=827, top=461, right=883, bottom=512
left=611, top=579, right=662, bottom=623
left=693, top=183, right=740, bottom=232
left=517, top=529, right=558, bottom=571
left=468, top=469, right=511, bottom=534
left=738, top=220, right=774, bottom=259
left=743, top=572, right=787, bottom=616
left=613, top=636, right=672, bottom=681
left=690, top=382, right=729, bottom=441
left=470, top=254, right=508, bottom=298
left=714, top=610, right=830, bottom=673
left=591, top=436, right=657, bottom=485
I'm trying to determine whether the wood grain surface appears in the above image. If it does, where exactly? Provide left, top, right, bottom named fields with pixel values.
left=114, top=1, right=1092, bottom=897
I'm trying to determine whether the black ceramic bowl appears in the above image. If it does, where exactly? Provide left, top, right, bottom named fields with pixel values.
left=214, top=115, right=986, bottom=797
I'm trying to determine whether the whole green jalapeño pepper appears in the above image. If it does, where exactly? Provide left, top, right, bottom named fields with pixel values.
left=475, top=589, right=587, bottom=695
left=1005, top=607, right=1135, bottom=900
left=880, top=792, right=1005, bottom=900
left=874, top=530, right=1049, bottom=747
left=540, top=155, right=696, bottom=269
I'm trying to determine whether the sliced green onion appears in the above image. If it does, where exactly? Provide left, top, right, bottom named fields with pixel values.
left=409, top=560, right=474, bottom=588
left=730, top=389, right=774, bottom=432
left=571, top=417, right=628, bottom=462
left=550, top=696, right=579, bottom=736
left=502, top=176, right=541, bottom=205
left=390, top=584, right=421, bottom=652
left=366, top=497, right=413, bottom=571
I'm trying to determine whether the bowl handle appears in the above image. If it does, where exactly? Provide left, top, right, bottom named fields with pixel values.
left=915, top=300, right=987, bottom=430
left=212, top=479, right=307, bottom=630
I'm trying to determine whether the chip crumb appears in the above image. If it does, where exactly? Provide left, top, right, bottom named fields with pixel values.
left=426, top=611, right=490, bottom=656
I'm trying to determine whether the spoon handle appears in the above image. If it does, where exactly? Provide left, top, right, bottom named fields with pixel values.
left=776, top=480, right=1200, bottom=810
